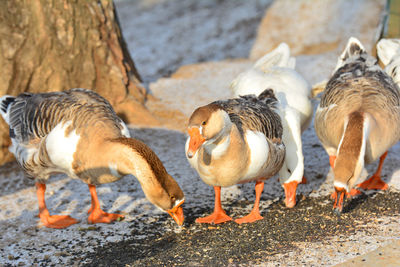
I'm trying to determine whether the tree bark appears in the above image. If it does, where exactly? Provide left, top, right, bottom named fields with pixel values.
left=0, top=0, right=159, bottom=164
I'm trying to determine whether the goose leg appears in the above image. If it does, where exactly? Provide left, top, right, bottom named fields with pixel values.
left=36, top=182, right=79, bottom=229
left=350, top=151, right=389, bottom=196
left=235, top=181, right=264, bottom=224
left=283, top=176, right=307, bottom=208
left=329, top=155, right=344, bottom=200
left=196, top=186, right=232, bottom=224
left=329, top=155, right=336, bottom=169
left=87, top=184, right=124, bottom=224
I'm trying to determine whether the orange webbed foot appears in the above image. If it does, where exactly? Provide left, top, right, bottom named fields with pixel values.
left=195, top=211, right=232, bottom=224
left=349, top=188, right=362, bottom=196
left=283, top=180, right=300, bottom=208
left=349, top=174, right=389, bottom=197
left=357, top=174, right=388, bottom=191
left=40, top=214, right=79, bottom=229
left=235, top=210, right=263, bottom=224
left=351, top=151, right=389, bottom=193
left=88, top=209, right=124, bottom=224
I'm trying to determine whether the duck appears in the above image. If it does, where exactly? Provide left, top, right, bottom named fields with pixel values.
left=230, top=43, right=313, bottom=208
left=376, top=38, right=400, bottom=87
left=186, top=89, right=285, bottom=224
left=314, top=37, right=400, bottom=214
left=0, top=88, right=184, bottom=228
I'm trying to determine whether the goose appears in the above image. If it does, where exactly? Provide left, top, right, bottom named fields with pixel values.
left=230, top=43, right=313, bottom=208
left=186, top=89, right=285, bottom=224
left=376, top=38, right=400, bottom=87
left=0, top=88, right=184, bottom=228
left=314, top=37, right=400, bottom=214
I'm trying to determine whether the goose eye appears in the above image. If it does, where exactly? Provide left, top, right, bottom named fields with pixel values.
left=170, top=196, right=176, bottom=202
left=202, top=121, right=206, bottom=126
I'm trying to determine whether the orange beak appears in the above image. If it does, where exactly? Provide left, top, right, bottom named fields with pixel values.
left=167, top=200, right=185, bottom=226
left=187, top=127, right=205, bottom=158
left=333, top=186, right=347, bottom=215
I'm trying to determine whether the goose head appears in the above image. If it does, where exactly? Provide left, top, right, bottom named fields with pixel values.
left=147, top=172, right=185, bottom=225
left=111, top=138, right=185, bottom=225
left=186, top=104, right=232, bottom=159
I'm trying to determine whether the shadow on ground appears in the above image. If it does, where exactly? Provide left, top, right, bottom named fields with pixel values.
left=81, top=191, right=400, bottom=266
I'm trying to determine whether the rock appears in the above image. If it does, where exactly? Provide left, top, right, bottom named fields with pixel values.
left=146, top=59, right=253, bottom=131
left=250, top=0, right=386, bottom=60
left=341, top=240, right=400, bottom=266
left=296, top=52, right=338, bottom=88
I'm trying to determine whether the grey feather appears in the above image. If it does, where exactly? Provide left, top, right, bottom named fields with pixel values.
left=212, top=89, right=283, bottom=141
left=6, top=88, right=126, bottom=143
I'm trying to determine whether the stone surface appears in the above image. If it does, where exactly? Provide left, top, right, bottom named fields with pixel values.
left=337, top=240, right=400, bottom=267
left=116, top=0, right=273, bottom=84
left=250, top=0, right=386, bottom=60
left=146, top=59, right=253, bottom=131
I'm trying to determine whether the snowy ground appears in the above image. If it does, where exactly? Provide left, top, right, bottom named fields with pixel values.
left=116, top=0, right=273, bottom=84
left=0, top=0, right=400, bottom=266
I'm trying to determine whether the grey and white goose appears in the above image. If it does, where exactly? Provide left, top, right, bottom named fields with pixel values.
left=186, top=89, right=285, bottom=224
left=314, top=37, right=400, bottom=214
left=0, top=88, right=184, bottom=228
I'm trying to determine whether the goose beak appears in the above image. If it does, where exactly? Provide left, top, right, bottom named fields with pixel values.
left=187, top=127, right=205, bottom=158
left=333, top=187, right=346, bottom=215
left=167, top=200, right=185, bottom=226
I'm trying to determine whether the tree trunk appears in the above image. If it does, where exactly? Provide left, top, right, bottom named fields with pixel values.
left=0, top=0, right=159, bottom=164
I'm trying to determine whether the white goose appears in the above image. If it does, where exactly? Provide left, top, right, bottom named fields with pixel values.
left=0, top=88, right=184, bottom=228
left=186, top=89, right=285, bottom=224
left=315, top=37, right=400, bottom=213
left=230, top=43, right=313, bottom=208
left=377, top=38, right=400, bottom=87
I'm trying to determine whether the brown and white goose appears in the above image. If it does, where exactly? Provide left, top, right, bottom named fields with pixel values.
left=186, top=89, right=285, bottom=224
left=0, top=88, right=184, bottom=228
left=314, top=37, right=400, bottom=214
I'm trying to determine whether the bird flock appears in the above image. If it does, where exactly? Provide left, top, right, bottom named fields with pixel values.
left=0, top=37, right=399, bottom=229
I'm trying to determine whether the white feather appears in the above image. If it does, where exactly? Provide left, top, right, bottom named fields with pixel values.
left=9, top=139, right=38, bottom=165
left=203, top=110, right=232, bottom=159
left=334, top=37, right=366, bottom=72
left=230, top=43, right=312, bottom=186
left=278, top=108, right=304, bottom=184
left=253, top=42, right=295, bottom=70
left=241, top=130, right=269, bottom=181
left=109, top=162, right=122, bottom=178
left=353, top=115, right=370, bottom=186
left=204, top=135, right=230, bottom=160
left=377, top=38, right=400, bottom=66
left=377, top=38, right=400, bottom=87
left=333, top=181, right=349, bottom=192
left=45, top=121, right=80, bottom=176
left=119, top=121, right=131, bottom=137
left=0, top=95, right=14, bottom=124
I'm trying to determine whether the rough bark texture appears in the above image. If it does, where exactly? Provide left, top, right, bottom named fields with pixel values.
left=0, top=0, right=159, bottom=164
